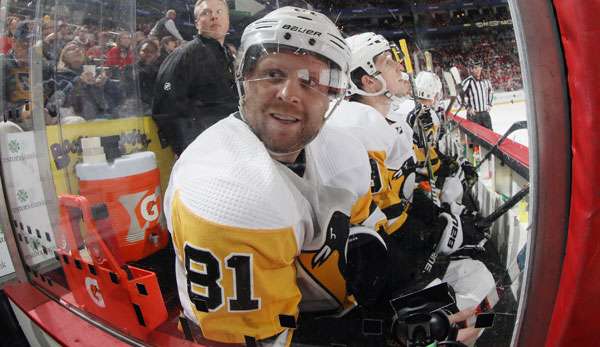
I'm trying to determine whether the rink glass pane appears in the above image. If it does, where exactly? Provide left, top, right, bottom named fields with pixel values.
left=0, top=0, right=530, bottom=345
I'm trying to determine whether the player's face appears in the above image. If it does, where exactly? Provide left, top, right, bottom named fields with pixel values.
left=375, top=51, right=405, bottom=96
left=242, top=52, right=331, bottom=159
left=195, top=0, right=230, bottom=42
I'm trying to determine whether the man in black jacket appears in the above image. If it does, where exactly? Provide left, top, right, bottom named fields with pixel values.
left=152, top=0, right=238, bottom=155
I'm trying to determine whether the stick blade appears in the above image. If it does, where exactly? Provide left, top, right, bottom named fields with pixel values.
left=443, top=71, right=457, bottom=97
left=449, top=66, right=462, bottom=84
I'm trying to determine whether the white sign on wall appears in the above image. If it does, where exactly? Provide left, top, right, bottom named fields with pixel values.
left=0, top=132, right=56, bottom=267
left=0, top=228, right=15, bottom=277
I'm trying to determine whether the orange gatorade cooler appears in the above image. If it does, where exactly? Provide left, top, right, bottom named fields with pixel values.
left=76, top=138, right=168, bottom=262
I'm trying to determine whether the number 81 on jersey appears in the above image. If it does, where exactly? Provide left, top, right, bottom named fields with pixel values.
left=185, top=243, right=261, bottom=312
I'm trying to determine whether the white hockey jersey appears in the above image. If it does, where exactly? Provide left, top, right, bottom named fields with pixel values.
left=327, top=100, right=416, bottom=233
left=164, top=114, right=385, bottom=344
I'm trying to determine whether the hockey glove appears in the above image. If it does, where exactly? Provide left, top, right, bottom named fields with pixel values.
left=461, top=160, right=478, bottom=188
left=407, top=103, right=434, bottom=131
left=410, top=187, right=442, bottom=224
left=435, top=212, right=464, bottom=255
left=345, top=226, right=389, bottom=308
left=435, top=154, right=460, bottom=188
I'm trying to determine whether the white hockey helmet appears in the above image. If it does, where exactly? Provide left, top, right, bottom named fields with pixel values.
left=345, top=32, right=391, bottom=96
left=415, top=71, right=442, bottom=101
left=236, top=7, right=351, bottom=104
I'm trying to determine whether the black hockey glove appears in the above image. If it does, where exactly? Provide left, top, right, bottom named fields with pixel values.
left=461, top=160, right=478, bottom=188
left=435, top=154, right=460, bottom=189
left=410, top=187, right=442, bottom=225
left=407, top=103, right=434, bottom=131
left=345, top=227, right=389, bottom=308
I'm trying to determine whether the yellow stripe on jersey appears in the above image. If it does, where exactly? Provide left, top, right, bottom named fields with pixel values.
left=170, top=192, right=301, bottom=344
left=367, top=150, right=410, bottom=234
left=298, top=251, right=346, bottom=306
left=414, top=145, right=441, bottom=175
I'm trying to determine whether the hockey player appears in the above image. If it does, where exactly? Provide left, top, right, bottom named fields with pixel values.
left=164, top=7, right=388, bottom=346
left=327, top=32, right=416, bottom=234
left=335, top=39, right=495, bottom=343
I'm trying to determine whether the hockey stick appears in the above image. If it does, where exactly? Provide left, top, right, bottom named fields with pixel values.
left=399, top=39, right=436, bottom=182
left=474, top=120, right=527, bottom=172
left=475, top=185, right=530, bottom=230
left=443, top=67, right=464, bottom=116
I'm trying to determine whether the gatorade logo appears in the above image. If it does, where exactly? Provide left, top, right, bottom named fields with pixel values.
left=135, top=190, right=161, bottom=228
left=85, top=277, right=106, bottom=308
left=119, top=186, right=163, bottom=243
left=140, top=192, right=160, bottom=223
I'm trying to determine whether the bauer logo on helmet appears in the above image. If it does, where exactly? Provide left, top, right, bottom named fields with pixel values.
left=281, top=24, right=322, bottom=37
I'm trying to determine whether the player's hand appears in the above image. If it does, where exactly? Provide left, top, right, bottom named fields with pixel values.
left=461, top=160, right=478, bottom=187
left=408, top=103, right=434, bottom=131
left=437, top=155, right=460, bottom=180
left=410, top=187, right=441, bottom=224
left=467, top=107, right=475, bottom=116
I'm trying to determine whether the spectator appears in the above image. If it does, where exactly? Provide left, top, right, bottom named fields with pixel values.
left=152, top=0, right=239, bottom=155
left=136, top=39, right=160, bottom=113
left=149, top=9, right=184, bottom=42
left=105, top=31, right=134, bottom=69
left=134, top=30, right=146, bottom=47
left=2, top=22, right=53, bottom=128
left=57, top=43, right=121, bottom=120
left=156, top=35, right=178, bottom=65
left=1, top=16, right=20, bottom=54
left=86, top=31, right=111, bottom=62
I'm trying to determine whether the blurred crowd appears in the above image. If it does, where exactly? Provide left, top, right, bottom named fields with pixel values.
left=0, top=13, right=186, bottom=129
left=0, top=5, right=522, bottom=131
left=434, top=35, right=523, bottom=92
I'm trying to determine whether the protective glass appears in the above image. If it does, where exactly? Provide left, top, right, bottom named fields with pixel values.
left=241, top=49, right=348, bottom=102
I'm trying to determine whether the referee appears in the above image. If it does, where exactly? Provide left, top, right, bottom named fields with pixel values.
left=461, top=60, right=494, bottom=130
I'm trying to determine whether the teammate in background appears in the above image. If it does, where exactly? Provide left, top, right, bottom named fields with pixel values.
left=149, top=9, right=185, bottom=42
left=327, top=32, right=416, bottom=235
left=152, top=0, right=238, bottom=155
left=461, top=60, right=494, bottom=130
left=387, top=70, right=497, bottom=344
left=164, top=7, right=387, bottom=345
left=395, top=71, right=412, bottom=102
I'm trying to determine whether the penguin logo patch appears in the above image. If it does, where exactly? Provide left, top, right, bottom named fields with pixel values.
left=164, top=82, right=172, bottom=91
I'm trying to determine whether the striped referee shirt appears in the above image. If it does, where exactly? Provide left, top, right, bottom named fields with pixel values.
left=461, top=75, right=494, bottom=112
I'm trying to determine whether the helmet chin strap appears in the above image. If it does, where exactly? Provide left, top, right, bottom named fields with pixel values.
left=353, top=74, right=388, bottom=97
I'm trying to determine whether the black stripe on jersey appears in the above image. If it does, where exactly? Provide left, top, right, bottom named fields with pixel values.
left=382, top=200, right=409, bottom=219
left=245, top=336, right=257, bottom=347
left=279, top=314, right=297, bottom=328
left=369, top=200, right=378, bottom=215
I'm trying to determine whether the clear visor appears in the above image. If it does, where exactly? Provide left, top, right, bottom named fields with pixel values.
left=239, top=46, right=349, bottom=102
